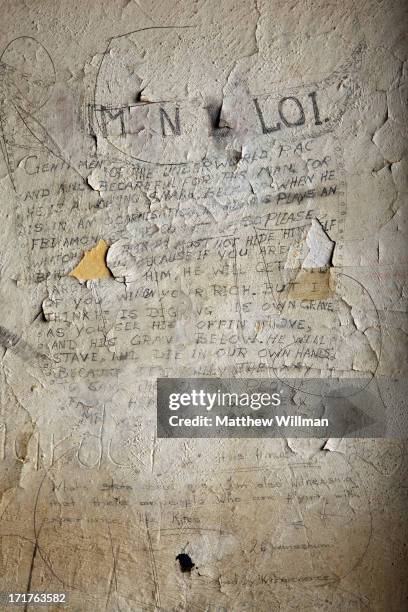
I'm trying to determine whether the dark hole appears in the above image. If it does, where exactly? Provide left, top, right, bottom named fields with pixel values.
left=176, top=553, right=195, bottom=572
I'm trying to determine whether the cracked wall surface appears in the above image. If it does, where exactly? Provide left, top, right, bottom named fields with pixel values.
left=0, top=0, right=407, bottom=610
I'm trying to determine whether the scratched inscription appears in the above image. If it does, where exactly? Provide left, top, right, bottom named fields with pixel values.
left=0, top=11, right=406, bottom=612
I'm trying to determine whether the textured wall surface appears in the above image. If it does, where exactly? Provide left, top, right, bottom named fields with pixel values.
left=0, top=1, right=407, bottom=610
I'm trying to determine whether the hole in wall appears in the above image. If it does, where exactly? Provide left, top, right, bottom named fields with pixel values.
left=176, top=553, right=195, bottom=572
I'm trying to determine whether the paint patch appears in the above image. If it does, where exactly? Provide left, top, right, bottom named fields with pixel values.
left=288, top=269, right=332, bottom=300
left=69, top=239, right=112, bottom=282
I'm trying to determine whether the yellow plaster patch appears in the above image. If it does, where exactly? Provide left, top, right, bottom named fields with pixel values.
left=288, top=269, right=332, bottom=300
left=69, top=239, right=112, bottom=281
